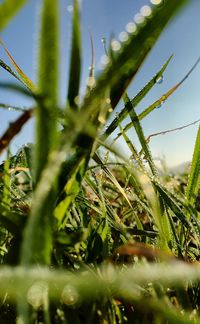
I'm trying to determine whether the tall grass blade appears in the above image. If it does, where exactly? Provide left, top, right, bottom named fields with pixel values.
left=34, top=0, right=59, bottom=182
left=119, top=57, right=200, bottom=138
left=54, top=154, right=87, bottom=228
left=0, top=58, right=34, bottom=91
left=124, top=94, right=157, bottom=176
left=0, top=0, right=27, bottom=30
left=19, top=0, right=60, bottom=267
left=104, top=55, right=173, bottom=139
left=0, top=81, right=32, bottom=97
left=185, top=126, right=200, bottom=210
left=67, top=0, right=81, bottom=109
left=0, top=39, right=37, bottom=92
left=78, top=1, right=188, bottom=143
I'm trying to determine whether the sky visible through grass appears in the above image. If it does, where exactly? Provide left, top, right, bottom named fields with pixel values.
left=0, top=0, right=200, bottom=167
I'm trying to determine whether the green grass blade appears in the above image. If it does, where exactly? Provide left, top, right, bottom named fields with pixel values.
left=154, top=182, right=191, bottom=229
left=0, top=82, right=32, bottom=97
left=0, top=58, right=34, bottom=91
left=0, top=103, right=27, bottom=112
left=93, top=153, right=133, bottom=207
left=105, top=55, right=173, bottom=137
left=19, top=0, right=60, bottom=268
left=54, top=155, right=87, bottom=228
left=67, top=0, right=81, bottom=109
left=119, top=57, right=200, bottom=138
left=0, top=39, right=37, bottom=92
left=34, top=0, right=59, bottom=182
left=0, top=0, right=27, bottom=30
left=185, top=126, right=200, bottom=210
left=37, top=0, right=59, bottom=104
left=78, top=0, right=188, bottom=139
left=124, top=94, right=157, bottom=176
left=0, top=205, right=26, bottom=236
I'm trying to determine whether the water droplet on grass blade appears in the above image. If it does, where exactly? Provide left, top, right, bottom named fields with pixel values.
left=134, top=13, right=145, bottom=24
left=111, top=39, right=121, bottom=51
left=156, top=75, right=163, bottom=84
left=106, top=98, right=111, bottom=104
left=67, top=5, right=73, bottom=13
left=150, top=0, right=163, bottom=5
left=98, top=115, right=106, bottom=124
left=119, top=31, right=129, bottom=42
left=126, top=22, right=137, bottom=34
left=140, top=5, right=152, bottom=17
left=87, top=76, right=96, bottom=88
left=100, top=55, right=110, bottom=68
left=27, top=281, right=48, bottom=309
left=61, top=285, right=79, bottom=306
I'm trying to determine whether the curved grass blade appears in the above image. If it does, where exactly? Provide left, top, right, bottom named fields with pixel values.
left=0, top=0, right=27, bottom=30
left=0, top=103, right=27, bottom=112
left=154, top=182, right=191, bottom=229
left=119, top=124, right=141, bottom=163
left=185, top=126, right=200, bottom=210
left=0, top=39, right=37, bottom=92
left=104, top=55, right=173, bottom=139
left=0, top=109, right=33, bottom=155
left=67, top=0, right=81, bottom=109
left=124, top=94, right=157, bottom=176
left=54, top=154, right=88, bottom=228
left=0, top=82, right=32, bottom=97
left=0, top=58, right=32, bottom=91
left=0, top=205, right=26, bottom=236
left=47, top=0, right=189, bottom=229
left=2, top=262, right=200, bottom=324
left=93, top=153, right=133, bottom=207
left=119, top=56, right=200, bottom=138
left=146, top=117, right=200, bottom=143
left=78, top=0, right=188, bottom=139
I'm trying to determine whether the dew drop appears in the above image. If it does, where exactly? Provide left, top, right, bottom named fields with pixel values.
left=101, top=37, right=106, bottom=45
left=87, top=76, right=96, bottom=88
left=126, top=22, right=137, bottom=34
left=108, top=107, right=113, bottom=113
left=156, top=75, right=163, bottom=84
left=140, top=5, right=152, bottom=17
left=98, top=115, right=106, bottom=124
left=100, top=55, right=110, bottom=68
left=156, top=103, right=162, bottom=109
left=150, top=0, right=163, bottom=5
left=106, top=98, right=111, bottom=104
left=111, top=39, right=121, bottom=51
left=7, top=107, right=12, bottom=111
left=67, top=5, right=73, bottom=13
left=27, top=281, right=48, bottom=309
left=119, top=31, right=129, bottom=42
left=134, top=13, right=145, bottom=24
left=89, top=64, right=94, bottom=71
left=61, top=285, right=79, bottom=306
left=74, top=96, right=79, bottom=105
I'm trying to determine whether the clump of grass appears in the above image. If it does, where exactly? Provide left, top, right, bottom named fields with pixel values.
left=1, top=0, right=200, bottom=323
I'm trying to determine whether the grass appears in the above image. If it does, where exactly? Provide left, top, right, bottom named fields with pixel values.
left=1, top=0, right=200, bottom=323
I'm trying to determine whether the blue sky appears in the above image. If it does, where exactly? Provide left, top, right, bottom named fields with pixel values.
left=0, top=0, right=200, bottom=166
